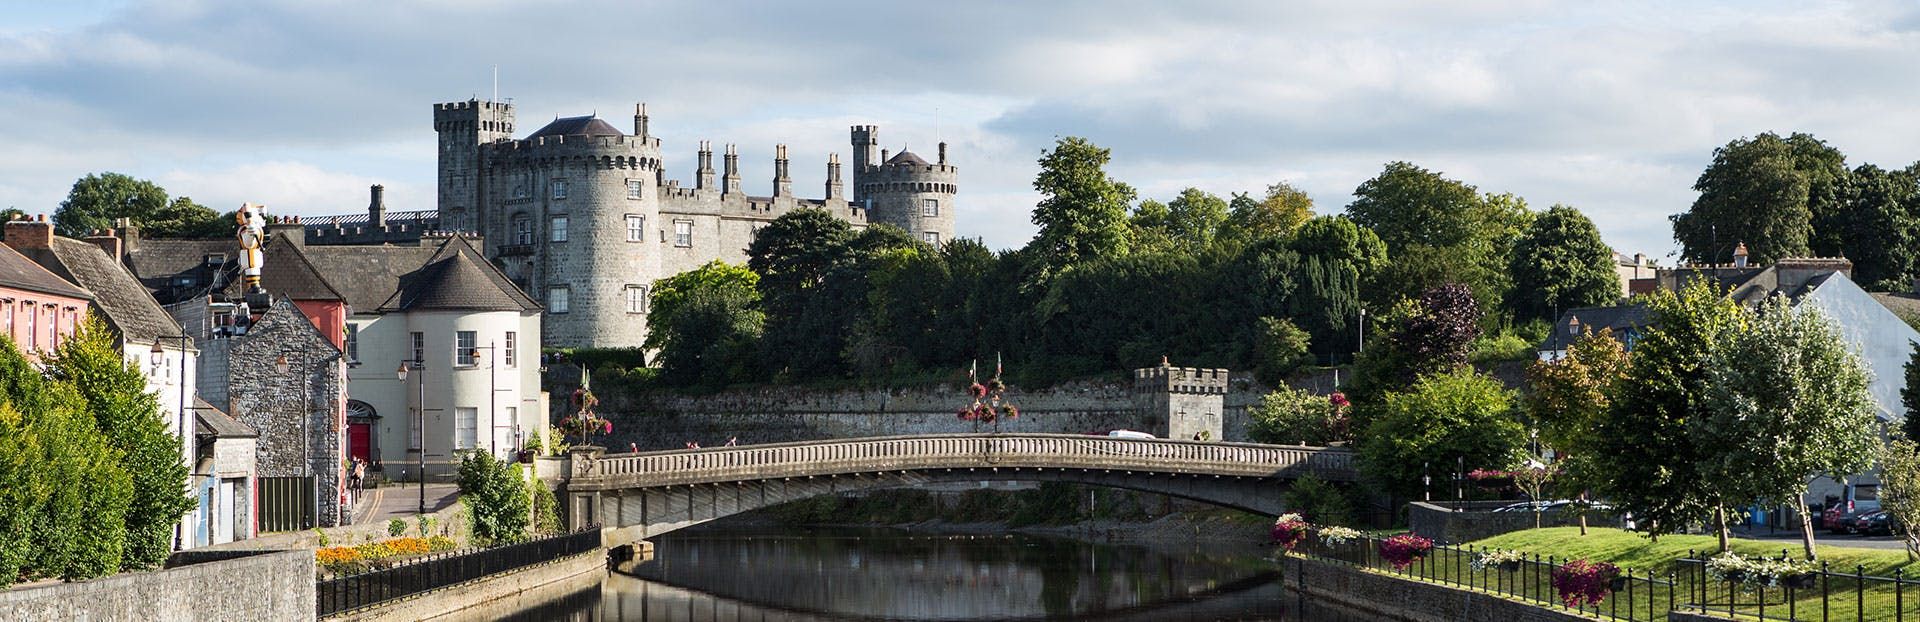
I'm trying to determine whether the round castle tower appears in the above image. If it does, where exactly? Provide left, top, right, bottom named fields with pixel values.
left=850, top=126, right=957, bottom=245
left=450, top=103, right=665, bottom=348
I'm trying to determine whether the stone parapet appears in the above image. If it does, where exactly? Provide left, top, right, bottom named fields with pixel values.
left=1134, top=365, right=1230, bottom=395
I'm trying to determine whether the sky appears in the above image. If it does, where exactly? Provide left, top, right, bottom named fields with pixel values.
left=2, top=1, right=1918, bottom=260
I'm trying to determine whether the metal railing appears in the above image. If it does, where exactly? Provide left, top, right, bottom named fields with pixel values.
left=1295, top=535, right=1677, bottom=621
left=1677, top=549, right=1915, bottom=621
left=567, top=434, right=1356, bottom=490
left=315, top=527, right=601, bottom=618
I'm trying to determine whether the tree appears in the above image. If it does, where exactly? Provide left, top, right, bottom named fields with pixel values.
left=1702, top=299, right=1878, bottom=559
left=0, top=334, right=129, bottom=582
left=1828, top=164, right=1920, bottom=290
left=1347, top=284, right=1484, bottom=431
left=1524, top=328, right=1628, bottom=496
left=455, top=451, right=531, bottom=545
left=1223, top=182, right=1313, bottom=245
left=1029, top=137, right=1136, bottom=274
left=54, top=173, right=227, bottom=239
left=1507, top=205, right=1621, bottom=324
left=1358, top=368, right=1524, bottom=501
left=748, top=208, right=856, bottom=378
left=1906, top=342, right=1920, bottom=444
left=1589, top=280, right=1747, bottom=544
left=45, top=315, right=193, bottom=569
left=1252, top=317, right=1312, bottom=384
left=1672, top=132, right=1844, bottom=265
left=1878, top=438, right=1920, bottom=560
left=1248, top=387, right=1350, bottom=446
left=646, top=261, right=760, bottom=351
left=1164, top=187, right=1230, bottom=250
left=650, top=271, right=765, bottom=388
left=1346, top=162, right=1523, bottom=311
left=1127, top=199, right=1174, bottom=254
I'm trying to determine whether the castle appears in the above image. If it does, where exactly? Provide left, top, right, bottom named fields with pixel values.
left=308, top=98, right=959, bottom=348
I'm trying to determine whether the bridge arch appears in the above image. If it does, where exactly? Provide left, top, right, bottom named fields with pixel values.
left=554, top=434, right=1355, bottom=541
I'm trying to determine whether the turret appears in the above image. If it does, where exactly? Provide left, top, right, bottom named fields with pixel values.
left=773, top=144, right=792, bottom=197
left=433, top=99, right=514, bottom=216
left=1134, top=358, right=1228, bottom=442
left=722, top=144, right=740, bottom=196
left=851, top=125, right=879, bottom=176
left=826, top=153, right=844, bottom=201
left=696, top=141, right=715, bottom=190
left=368, top=184, right=387, bottom=230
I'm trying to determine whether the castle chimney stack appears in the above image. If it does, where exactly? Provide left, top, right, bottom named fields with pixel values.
left=696, top=141, right=715, bottom=190
left=634, top=102, right=649, bottom=139
left=368, top=184, right=388, bottom=230
left=722, top=144, right=740, bottom=196
left=773, top=144, right=792, bottom=197
left=938, top=142, right=948, bottom=165
left=826, top=153, right=844, bottom=201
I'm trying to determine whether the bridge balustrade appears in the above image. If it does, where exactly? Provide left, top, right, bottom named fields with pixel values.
left=566, top=434, right=1354, bottom=491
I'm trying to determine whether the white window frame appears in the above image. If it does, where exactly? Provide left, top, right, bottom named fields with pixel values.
left=548, top=287, right=570, bottom=314
left=626, top=215, right=645, bottom=242
left=922, top=198, right=939, bottom=216
left=455, top=330, right=477, bottom=366
left=512, top=215, right=532, bottom=245
left=550, top=216, right=568, bottom=243
left=410, top=331, right=424, bottom=363
left=454, top=407, right=478, bottom=450
left=505, top=331, right=517, bottom=367
left=921, top=231, right=941, bottom=245
left=673, top=220, right=693, bottom=247
left=626, top=285, right=648, bottom=314
left=551, top=179, right=568, bottom=200
left=626, top=179, right=643, bottom=200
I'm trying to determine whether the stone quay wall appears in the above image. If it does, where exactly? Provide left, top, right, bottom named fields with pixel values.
left=1286, top=554, right=1590, bottom=622
left=0, top=550, right=314, bottom=622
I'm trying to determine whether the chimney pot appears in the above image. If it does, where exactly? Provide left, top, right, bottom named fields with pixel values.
left=5, top=216, right=53, bottom=250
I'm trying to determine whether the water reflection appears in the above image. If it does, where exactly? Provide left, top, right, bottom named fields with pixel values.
left=505, top=527, right=1377, bottom=621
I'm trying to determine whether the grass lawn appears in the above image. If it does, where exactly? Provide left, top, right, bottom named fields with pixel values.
left=1465, top=527, right=1920, bottom=621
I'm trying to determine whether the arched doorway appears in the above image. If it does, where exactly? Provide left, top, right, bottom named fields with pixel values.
left=346, top=399, right=378, bottom=463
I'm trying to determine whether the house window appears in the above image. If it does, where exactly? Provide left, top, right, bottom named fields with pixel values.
left=922, top=199, right=938, bottom=216
left=512, top=214, right=532, bottom=245
left=626, top=179, right=643, bottom=200
left=626, top=215, right=645, bottom=242
left=674, top=220, right=693, bottom=247
left=551, top=179, right=568, bottom=200
left=549, top=287, right=570, bottom=314
left=455, top=331, right=477, bottom=366
left=504, top=331, right=517, bottom=367
left=410, top=331, right=424, bottom=363
left=550, top=216, right=568, bottom=242
left=25, top=303, right=36, bottom=351
left=345, top=323, right=359, bottom=362
left=455, top=407, right=478, bottom=450
left=626, top=285, right=648, bottom=314
left=922, top=231, right=940, bottom=245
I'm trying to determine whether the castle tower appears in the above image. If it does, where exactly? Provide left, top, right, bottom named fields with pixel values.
left=1134, top=358, right=1227, bottom=442
left=435, top=99, right=515, bottom=230
left=856, top=132, right=958, bottom=246
left=773, top=144, right=792, bottom=197
left=722, top=144, right=740, bottom=196
left=826, top=153, right=844, bottom=201
left=696, top=141, right=715, bottom=190
left=850, top=125, right=879, bottom=197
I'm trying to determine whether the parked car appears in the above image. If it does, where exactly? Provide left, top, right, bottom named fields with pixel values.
left=1830, top=509, right=1875, bottom=534
left=1854, top=510, right=1903, bottom=537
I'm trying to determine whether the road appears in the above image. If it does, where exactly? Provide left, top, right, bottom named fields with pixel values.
left=1732, top=524, right=1908, bottom=551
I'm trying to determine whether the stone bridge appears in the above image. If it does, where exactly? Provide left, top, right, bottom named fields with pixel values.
left=553, top=434, right=1357, bottom=544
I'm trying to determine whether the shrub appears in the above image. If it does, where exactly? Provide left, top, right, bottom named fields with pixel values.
left=426, top=535, right=458, bottom=552
left=1284, top=474, right=1353, bottom=526
left=531, top=483, right=562, bottom=536
left=387, top=519, right=407, bottom=537
left=456, top=452, right=531, bottom=545
left=1248, top=388, right=1350, bottom=446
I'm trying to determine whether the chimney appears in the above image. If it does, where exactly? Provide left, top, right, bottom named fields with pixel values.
left=1732, top=242, right=1749, bottom=268
left=112, top=217, right=140, bottom=253
left=633, top=102, right=649, bottom=139
left=4, top=215, right=53, bottom=250
left=368, top=184, right=388, bottom=230
left=84, top=228, right=121, bottom=262
left=266, top=215, right=305, bottom=246
left=938, top=141, right=948, bottom=165
left=773, top=144, right=791, bottom=197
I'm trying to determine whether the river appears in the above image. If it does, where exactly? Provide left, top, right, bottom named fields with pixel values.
left=499, top=526, right=1377, bottom=621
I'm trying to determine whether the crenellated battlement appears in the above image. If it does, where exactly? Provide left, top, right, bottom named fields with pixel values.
left=1133, top=364, right=1230, bottom=395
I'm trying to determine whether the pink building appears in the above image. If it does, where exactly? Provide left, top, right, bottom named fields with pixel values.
left=0, top=216, right=91, bottom=357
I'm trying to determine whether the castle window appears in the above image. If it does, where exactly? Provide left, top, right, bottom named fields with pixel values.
left=512, top=214, right=532, bottom=245
left=626, top=215, right=645, bottom=242
left=922, top=199, right=939, bottom=217
left=550, top=216, right=569, bottom=243
left=626, top=180, right=643, bottom=200
left=551, top=179, right=569, bottom=200
left=548, top=287, right=570, bottom=314
left=673, top=220, right=693, bottom=247
left=625, top=285, right=649, bottom=314
left=922, top=231, right=941, bottom=245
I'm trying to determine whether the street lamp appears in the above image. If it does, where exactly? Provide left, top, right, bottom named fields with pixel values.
left=398, top=360, right=425, bottom=516
left=467, top=343, right=503, bottom=459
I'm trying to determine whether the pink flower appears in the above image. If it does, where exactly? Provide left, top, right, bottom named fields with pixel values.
left=1328, top=392, right=1350, bottom=408
left=969, top=383, right=988, bottom=399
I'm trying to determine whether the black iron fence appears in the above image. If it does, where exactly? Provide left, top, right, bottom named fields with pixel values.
left=258, top=476, right=314, bottom=533
left=1295, top=535, right=1677, bottom=621
left=1677, top=549, right=1915, bottom=621
left=315, top=527, right=602, bottom=618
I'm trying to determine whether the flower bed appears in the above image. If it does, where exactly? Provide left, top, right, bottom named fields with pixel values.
left=318, top=535, right=460, bottom=574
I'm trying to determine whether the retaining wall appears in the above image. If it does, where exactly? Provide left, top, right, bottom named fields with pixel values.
left=1287, top=554, right=1590, bottom=622
left=0, top=550, right=314, bottom=622
left=329, top=549, right=604, bottom=621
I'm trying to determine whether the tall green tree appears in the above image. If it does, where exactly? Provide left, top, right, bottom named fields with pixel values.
left=1346, top=162, right=1524, bottom=311
left=748, top=208, right=856, bottom=378
left=1590, top=280, right=1747, bottom=543
left=648, top=262, right=764, bottom=388
left=1672, top=132, right=1844, bottom=265
left=1878, top=439, right=1920, bottom=560
left=1029, top=137, right=1136, bottom=275
left=0, top=334, right=129, bottom=582
left=1223, top=182, right=1313, bottom=246
left=1506, top=205, right=1621, bottom=324
left=1358, top=368, right=1524, bottom=500
left=46, top=316, right=192, bottom=570
left=1286, top=216, right=1387, bottom=363
left=1904, top=342, right=1920, bottom=444
left=1828, top=164, right=1920, bottom=290
left=1702, top=298, right=1877, bottom=559
left=1164, top=188, right=1229, bottom=250
left=54, top=173, right=225, bottom=238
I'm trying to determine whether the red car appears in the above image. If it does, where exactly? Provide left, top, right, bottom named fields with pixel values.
left=1823, top=504, right=1853, bottom=530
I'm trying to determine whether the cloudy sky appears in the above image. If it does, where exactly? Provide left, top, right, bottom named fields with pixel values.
left=2, top=1, right=1917, bottom=259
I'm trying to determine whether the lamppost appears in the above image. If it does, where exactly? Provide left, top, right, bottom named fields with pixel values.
left=397, top=360, right=426, bottom=516
left=275, top=352, right=315, bottom=527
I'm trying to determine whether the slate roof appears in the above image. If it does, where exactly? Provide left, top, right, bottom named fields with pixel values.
left=379, top=236, right=540, bottom=313
left=193, top=397, right=255, bottom=439
left=124, top=239, right=239, bottom=305
left=1538, top=303, right=1651, bottom=352
left=231, top=241, right=345, bottom=302
left=0, top=243, right=94, bottom=301
left=1871, top=292, right=1920, bottom=321
left=303, top=209, right=439, bottom=229
left=16, top=238, right=185, bottom=344
left=527, top=116, right=624, bottom=139
left=302, top=245, right=441, bottom=313
left=885, top=150, right=929, bottom=167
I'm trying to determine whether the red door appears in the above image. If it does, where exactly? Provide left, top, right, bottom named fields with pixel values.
left=347, top=421, right=371, bottom=462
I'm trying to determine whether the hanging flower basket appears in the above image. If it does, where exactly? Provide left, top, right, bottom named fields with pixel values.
left=1270, top=513, right=1310, bottom=551
left=1378, top=533, right=1433, bottom=570
left=1550, top=559, right=1621, bottom=607
left=1782, top=572, right=1818, bottom=590
left=1472, top=549, right=1526, bottom=573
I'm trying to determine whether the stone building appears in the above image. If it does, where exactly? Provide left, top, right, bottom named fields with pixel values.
left=412, top=98, right=958, bottom=348
left=1134, top=358, right=1227, bottom=442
